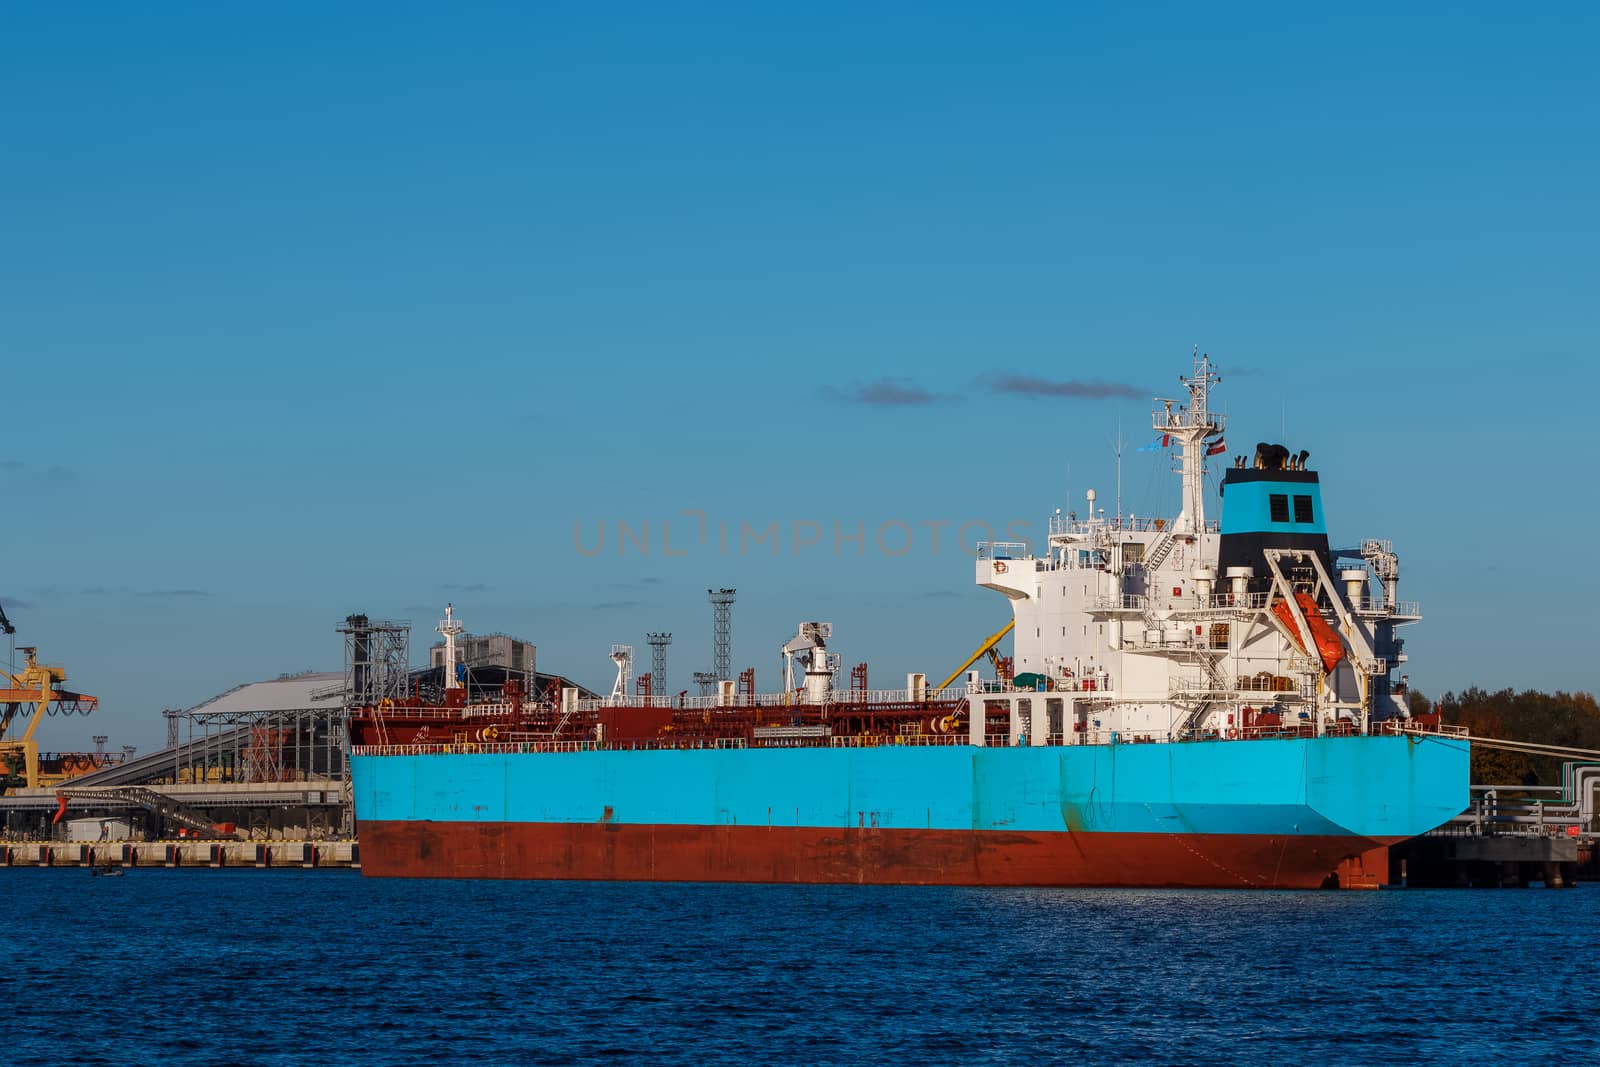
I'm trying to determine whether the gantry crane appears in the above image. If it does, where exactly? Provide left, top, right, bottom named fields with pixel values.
left=1, top=645, right=99, bottom=791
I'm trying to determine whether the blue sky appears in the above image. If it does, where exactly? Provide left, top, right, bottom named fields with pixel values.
left=3, top=4, right=1596, bottom=753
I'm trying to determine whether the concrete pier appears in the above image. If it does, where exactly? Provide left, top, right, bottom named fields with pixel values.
left=1, top=839, right=359, bottom=869
left=1391, top=833, right=1580, bottom=888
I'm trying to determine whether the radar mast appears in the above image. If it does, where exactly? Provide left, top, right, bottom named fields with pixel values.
left=1154, top=349, right=1224, bottom=534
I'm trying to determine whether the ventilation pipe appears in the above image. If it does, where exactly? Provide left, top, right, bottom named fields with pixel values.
left=1340, top=569, right=1368, bottom=608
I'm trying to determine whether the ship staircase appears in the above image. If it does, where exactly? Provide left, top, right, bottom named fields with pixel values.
left=1168, top=650, right=1234, bottom=738
left=547, top=703, right=579, bottom=739
left=1143, top=531, right=1176, bottom=571
left=1131, top=591, right=1235, bottom=738
left=55, top=785, right=234, bottom=839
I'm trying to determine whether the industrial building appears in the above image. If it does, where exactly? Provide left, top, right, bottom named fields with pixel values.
left=1, top=670, right=350, bottom=841
left=0, top=613, right=588, bottom=844
left=429, top=632, right=536, bottom=675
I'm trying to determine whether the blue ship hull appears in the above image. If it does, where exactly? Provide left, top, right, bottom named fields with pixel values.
left=351, top=733, right=1468, bottom=887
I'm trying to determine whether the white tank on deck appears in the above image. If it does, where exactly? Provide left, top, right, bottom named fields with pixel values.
left=803, top=664, right=832, bottom=704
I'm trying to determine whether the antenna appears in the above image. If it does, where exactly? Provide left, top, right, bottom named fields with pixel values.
left=1115, top=416, right=1124, bottom=524
left=646, top=632, right=672, bottom=696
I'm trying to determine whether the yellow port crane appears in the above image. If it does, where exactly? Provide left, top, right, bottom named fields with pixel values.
left=2, top=645, right=99, bottom=791
left=934, top=619, right=1015, bottom=692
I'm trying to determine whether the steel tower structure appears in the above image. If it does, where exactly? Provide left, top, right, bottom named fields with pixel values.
left=337, top=614, right=411, bottom=708
left=646, top=632, right=672, bottom=696
left=709, top=588, right=736, bottom=681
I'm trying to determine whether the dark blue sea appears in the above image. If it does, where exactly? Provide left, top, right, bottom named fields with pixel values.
left=6, top=871, right=1595, bottom=1064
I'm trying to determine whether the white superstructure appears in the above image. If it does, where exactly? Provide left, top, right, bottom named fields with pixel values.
left=972, top=353, right=1420, bottom=746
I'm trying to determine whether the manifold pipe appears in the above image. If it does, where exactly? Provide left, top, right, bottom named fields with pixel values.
left=1468, top=761, right=1600, bottom=829
left=1571, top=765, right=1600, bottom=825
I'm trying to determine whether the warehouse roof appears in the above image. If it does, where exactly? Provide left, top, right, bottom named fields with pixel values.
left=186, top=671, right=346, bottom=715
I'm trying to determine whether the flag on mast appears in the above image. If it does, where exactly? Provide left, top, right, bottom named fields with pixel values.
left=1206, top=436, right=1227, bottom=456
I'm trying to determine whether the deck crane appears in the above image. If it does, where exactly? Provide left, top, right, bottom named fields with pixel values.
left=934, top=619, right=1015, bottom=692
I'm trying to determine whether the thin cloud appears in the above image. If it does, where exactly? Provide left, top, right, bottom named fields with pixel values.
left=1219, top=365, right=1273, bottom=380
left=594, top=600, right=645, bottom=611
left=606, top=577, right=665, bottom=591
left=990, top=375, right=1143, bottom=399
left=831, top=378, right=943, bottom=406
left=0, top=460, right=78, bottom=481
left=0, top=594, right=36, bottom=611
left=442, top=582, right=490, bottom=594
left=80, top=586, right=210, bottom=599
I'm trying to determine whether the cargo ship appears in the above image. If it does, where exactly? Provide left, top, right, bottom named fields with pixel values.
left=349, top=354, right=1468, bottom=887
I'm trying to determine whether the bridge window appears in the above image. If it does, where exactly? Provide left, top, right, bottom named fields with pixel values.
left=1294, top=495, right=1314, bottom=524
left=1269, top=494, right=1289, bottom=523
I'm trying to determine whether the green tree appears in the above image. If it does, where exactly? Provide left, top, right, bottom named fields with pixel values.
left=1438, top=687, right=1600, bottom=786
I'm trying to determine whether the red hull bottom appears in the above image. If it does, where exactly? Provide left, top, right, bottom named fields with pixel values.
left=358, top=821, right=1396, bottom=889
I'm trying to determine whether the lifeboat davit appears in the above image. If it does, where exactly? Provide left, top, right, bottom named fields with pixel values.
left=1272, top=591, right=1346, bottom=674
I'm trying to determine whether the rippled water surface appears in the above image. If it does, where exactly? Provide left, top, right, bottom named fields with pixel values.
left=6, top=870, right=1596, bottom=1064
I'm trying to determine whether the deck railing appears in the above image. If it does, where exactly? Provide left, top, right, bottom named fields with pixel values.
left=352, top=717, right=1469, bottom=757
left=1047, top=516, right=1220, bottom=537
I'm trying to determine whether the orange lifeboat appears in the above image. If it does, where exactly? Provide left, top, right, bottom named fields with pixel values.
left=1272, top=592, right=1346, bottom=674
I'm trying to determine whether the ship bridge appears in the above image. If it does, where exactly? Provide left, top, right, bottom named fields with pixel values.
left=968, top=351, right=1425, bottom=745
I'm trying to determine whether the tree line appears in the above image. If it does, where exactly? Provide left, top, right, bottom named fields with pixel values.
left=1420, top=687, right=1600, bottom=786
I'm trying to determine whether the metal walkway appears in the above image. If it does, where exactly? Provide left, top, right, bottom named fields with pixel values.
left=54, top=784, right=232, bottom=838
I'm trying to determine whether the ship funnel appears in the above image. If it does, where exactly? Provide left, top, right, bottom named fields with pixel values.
left=1340, top=569, right=1368, bottom=608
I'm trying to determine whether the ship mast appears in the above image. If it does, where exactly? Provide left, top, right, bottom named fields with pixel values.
left=1153, top=349, right=1224, bottom=535
left=436, top=603, right=464, bottom=690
